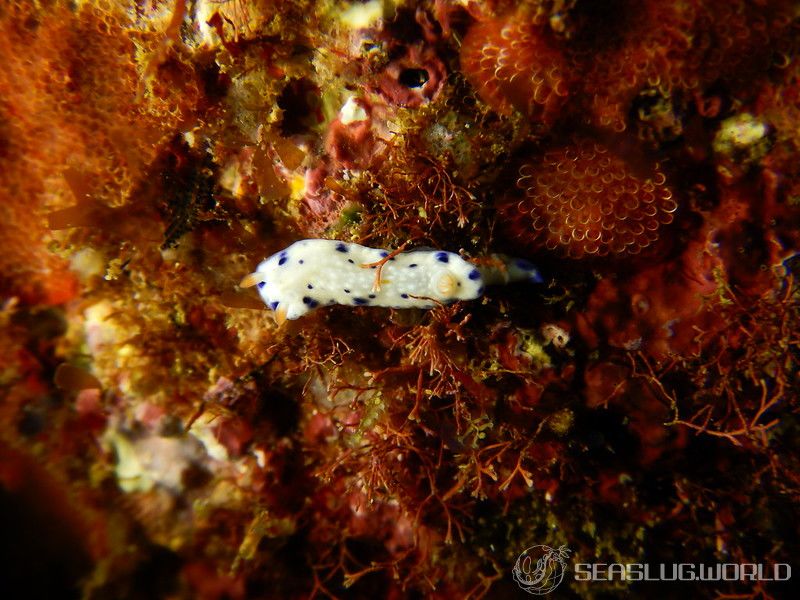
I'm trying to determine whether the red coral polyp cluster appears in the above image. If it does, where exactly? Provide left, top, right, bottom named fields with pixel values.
left=459, top=10, right=569, bottom=126
left=459, top=1, right=796, bottom=132
left=505, top=139, right=677, bottom=258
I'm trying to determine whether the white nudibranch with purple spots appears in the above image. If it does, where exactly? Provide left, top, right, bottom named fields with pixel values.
left=240, top=239, right=542, bottom=324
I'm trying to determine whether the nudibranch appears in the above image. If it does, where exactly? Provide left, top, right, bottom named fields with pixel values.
left=241, top=239, right=541, bottom=324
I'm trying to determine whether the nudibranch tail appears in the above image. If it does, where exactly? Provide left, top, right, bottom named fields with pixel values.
left=475, top=254, right=544, bottom=286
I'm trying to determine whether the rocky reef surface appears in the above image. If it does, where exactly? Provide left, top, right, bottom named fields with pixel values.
left=1, top=1, right=798, bottom=598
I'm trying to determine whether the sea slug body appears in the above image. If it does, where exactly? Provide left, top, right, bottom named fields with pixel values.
left=242, top=239, right=491, bottom=323
left=242, top=240, right=544, bottom=324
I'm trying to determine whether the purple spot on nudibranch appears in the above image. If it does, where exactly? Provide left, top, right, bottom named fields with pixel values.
left=269, top=301, right=279, bottom=310
left=409, top=263, right=418, bottom=268
left=435, top=252, right=449, bottom=263
left=400, top=293, right=409, bottom=299
left=344, top=288, right=351, bottom=293
left=477, top=286, right=485, bottom=295
left=335, top=242, right=348, bottom=253
left=368, top=294, right=376, bottom=299
left=468, top=269, right=481, bottom=280
left=278, top=256, right=288, bottom=266
left=302, top=296, right=319, bottom=308
left=299, top=259, right=304, bottom=264
left=307, top=284, right=313, bottom=289
left=348, top=259, right=355, bottom=264
left=257, top=282, right=266, bottom=289
left=379, top=251, right=388, bottom=257
left=353, top=297, right=369, bottom=305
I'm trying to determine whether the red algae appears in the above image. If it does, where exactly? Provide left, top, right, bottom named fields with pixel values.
left=1, top=1, right=799, bottom=598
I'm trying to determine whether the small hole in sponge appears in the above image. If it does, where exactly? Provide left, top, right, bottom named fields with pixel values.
left=277, top=77, right=321, bottom=136
left=398, top=68, right=429, bottom=88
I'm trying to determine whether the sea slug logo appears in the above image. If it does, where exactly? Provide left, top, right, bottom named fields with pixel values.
left=513, top=544, right=572, bottom=595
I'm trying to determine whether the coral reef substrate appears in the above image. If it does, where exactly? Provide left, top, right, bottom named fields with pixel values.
left=1, top=1, right=799, bottom=598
